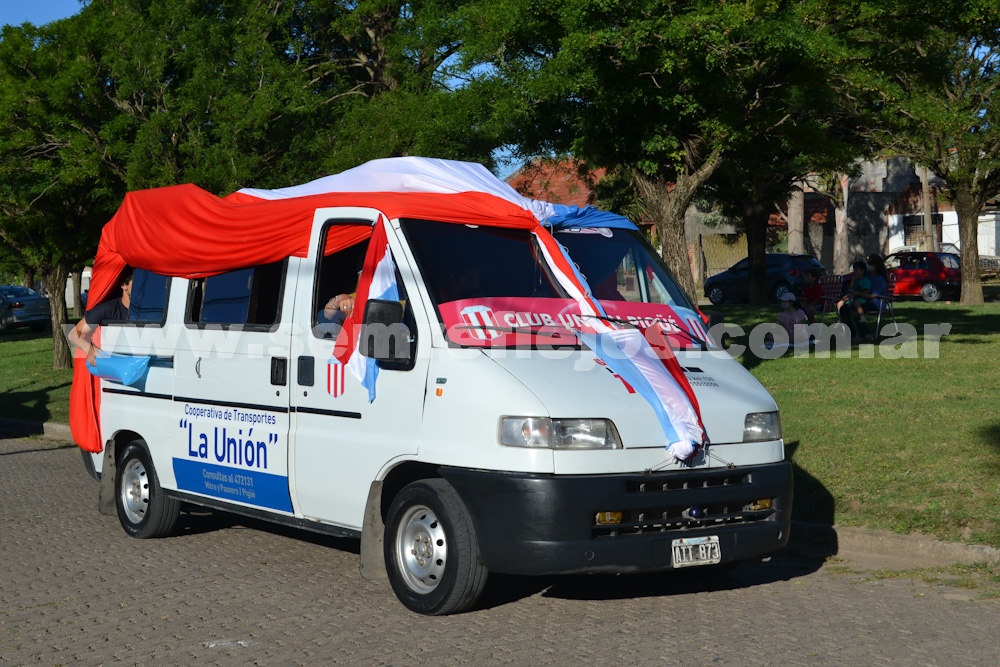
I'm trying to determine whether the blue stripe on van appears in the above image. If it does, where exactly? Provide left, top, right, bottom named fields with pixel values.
left=172, top=458, right=293, bottom=513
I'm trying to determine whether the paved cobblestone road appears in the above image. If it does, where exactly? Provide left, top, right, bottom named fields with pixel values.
left=2, top=436, right=999, bottom=666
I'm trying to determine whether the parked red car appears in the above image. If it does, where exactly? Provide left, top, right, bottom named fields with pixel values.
left=885, top=251, right=961, bottom=302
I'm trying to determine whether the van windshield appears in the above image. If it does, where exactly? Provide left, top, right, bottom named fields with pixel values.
left=400, top=219, right=707, bottom=349
left=553, top=227, right=694, bottom=309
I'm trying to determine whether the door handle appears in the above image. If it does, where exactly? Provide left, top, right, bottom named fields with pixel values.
left=297, top=356, right=315, bottom=387
left=195, top=357, right=201, bottom=378
left=271, top=357, right=288, bottom=386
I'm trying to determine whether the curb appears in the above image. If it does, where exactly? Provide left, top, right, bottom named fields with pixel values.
left=2, top=419, right=997, bottom=568
left=0, top=419, right=73, bottom=442
left=790, top=520, right=1000, bottom=567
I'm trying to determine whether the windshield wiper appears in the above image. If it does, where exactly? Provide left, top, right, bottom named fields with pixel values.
left=580, top=314, right=709, bottom=351
left=451, top=324, right=577, bottom=340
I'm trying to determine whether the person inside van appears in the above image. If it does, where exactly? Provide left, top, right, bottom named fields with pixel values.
left=316, top=292, right=355, bottom=336
left=68, top=266, right=133, bottom=366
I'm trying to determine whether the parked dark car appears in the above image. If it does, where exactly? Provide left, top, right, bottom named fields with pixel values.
left=704, top=253, right=826, bottom=305
left=885, top=251, right=961, bottom=302
left=0, top=286, right=51, bottom=333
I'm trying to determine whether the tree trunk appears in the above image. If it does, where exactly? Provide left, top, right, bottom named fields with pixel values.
left=43, top=263, right=73, bottom=370
left=953, top=187, right=984, bottom=305
left=920, top=166, right=938, bottom=252
left=786, top=184, right=805, bottom=255
left=633, top=151, right=724, bottom=304
left=745, top=204, right=771, bottom=306
left=832, top=174, right=850, bottom=275
left=71, top=271, right=83, bottom=318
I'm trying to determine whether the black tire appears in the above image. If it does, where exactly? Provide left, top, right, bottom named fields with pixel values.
left=707, top=285, right=725, bottom=305
left=773, top=281, right=791, bottom=301
left=115, top=441, right=180, bottom=538
left=920, top=282, right=941, bottom=302
left=384, top=479, right=488, bottom=615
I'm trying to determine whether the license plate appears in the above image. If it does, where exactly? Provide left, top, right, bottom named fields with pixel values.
left=671, top=536, right=721, bottom=568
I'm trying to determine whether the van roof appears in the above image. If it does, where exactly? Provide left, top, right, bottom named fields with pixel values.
left=87, top=157, right=634, bottom=307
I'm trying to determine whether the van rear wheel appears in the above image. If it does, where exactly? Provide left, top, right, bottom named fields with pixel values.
left=116, top=441, right=180, bottom=539
left=384, top=479, right=488, bottom=615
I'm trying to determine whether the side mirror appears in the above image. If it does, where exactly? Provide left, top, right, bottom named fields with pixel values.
left=360, top=299, right=407, bottom=360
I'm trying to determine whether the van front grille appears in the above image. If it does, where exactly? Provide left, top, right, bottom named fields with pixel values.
left=625, top=472, right=747, bottom=494
left=592, top=504, right=774, bottom=539
left=593, top=470, right=773, bottom=538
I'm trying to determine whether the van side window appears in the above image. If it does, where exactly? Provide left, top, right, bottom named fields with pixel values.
left=313, top=235, right=370, bottom=337
left=187, top=260, right=285, bottom=327
left=313, top=224, right=416, bottom=370
left=128, top=269, right=170, bottom=324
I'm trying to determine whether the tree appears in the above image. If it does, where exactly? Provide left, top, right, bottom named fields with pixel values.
left=1, top=0, right=512, bottom=371
left=459, top=0, right=870, bottom=302
left=838, top=0, right=1000, bottom=304
left=79, top=0, right=342, bottom=192
left=0, top=16, right=122, bottom=368
left=313, top=0, right=502, bottom=173
left=82, top=0, right=499, bottom=190
left=882, top=38, right=1000, bottom=304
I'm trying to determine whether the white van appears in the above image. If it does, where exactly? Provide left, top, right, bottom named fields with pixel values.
left=79, top=158, right=791, bottom=615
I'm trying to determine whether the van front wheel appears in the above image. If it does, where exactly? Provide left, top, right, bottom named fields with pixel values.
left=384, top=479, right=488, bottom=615
left=116, top=441, right=180, bottom=539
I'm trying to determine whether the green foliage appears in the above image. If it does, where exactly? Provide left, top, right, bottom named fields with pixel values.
left=824, top=0, right=1000, bottom=302
left=0, top=16, right=120, bottom=275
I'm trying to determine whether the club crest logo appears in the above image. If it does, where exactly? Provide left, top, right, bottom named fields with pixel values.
left=459, top=305, right=500, bottom=340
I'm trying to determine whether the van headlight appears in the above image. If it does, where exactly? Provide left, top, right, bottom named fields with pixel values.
left=499, top=417, right=623, bottom=450
left=743, top=412, right=781, bottom=442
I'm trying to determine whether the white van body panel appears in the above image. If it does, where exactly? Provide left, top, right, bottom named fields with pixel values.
left=416, top=349, right=555, bottom=474
left=169, top=264, right=297, bottom=515
left=487, top=349, right=778, bottom=448
left=287, top=209, right=429, bottom=530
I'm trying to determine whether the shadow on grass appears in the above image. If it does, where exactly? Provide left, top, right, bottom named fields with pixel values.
left=786, top=440, right=835, bottom=526
left=0, top=382, right=72, bottom=424
left=979, top=423, right=1000, bottom=474
left=893, top=303, right=1000, bottom=335
left=776, top=440, right=847, bottom=565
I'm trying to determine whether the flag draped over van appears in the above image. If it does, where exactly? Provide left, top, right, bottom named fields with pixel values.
left=71, top=157, right=704, bottom=458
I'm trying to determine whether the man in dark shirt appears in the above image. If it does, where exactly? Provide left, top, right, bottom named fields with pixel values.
left=68, top=267, right=133, bottom=366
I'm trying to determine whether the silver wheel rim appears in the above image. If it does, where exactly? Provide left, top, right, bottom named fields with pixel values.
left=709, top=287, right=723, bottom=303
left=120, top=458, right=149, bottom=525
left=924, top=284, right=939, bottom=300
left=395, top=504, right=447, bottom=594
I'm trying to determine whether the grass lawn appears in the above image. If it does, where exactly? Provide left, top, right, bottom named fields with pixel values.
left=2, top=288, right=999, bottom=549
left=0, top=328, right=73, bottom=424
left=712, top=282, right=1000, bottom=548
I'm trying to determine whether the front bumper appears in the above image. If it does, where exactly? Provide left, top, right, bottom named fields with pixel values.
left=440, top=461, right=792, bottom=576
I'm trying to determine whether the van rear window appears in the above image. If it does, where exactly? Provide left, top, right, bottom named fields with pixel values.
left=187, top=260, right=285, bottom=327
